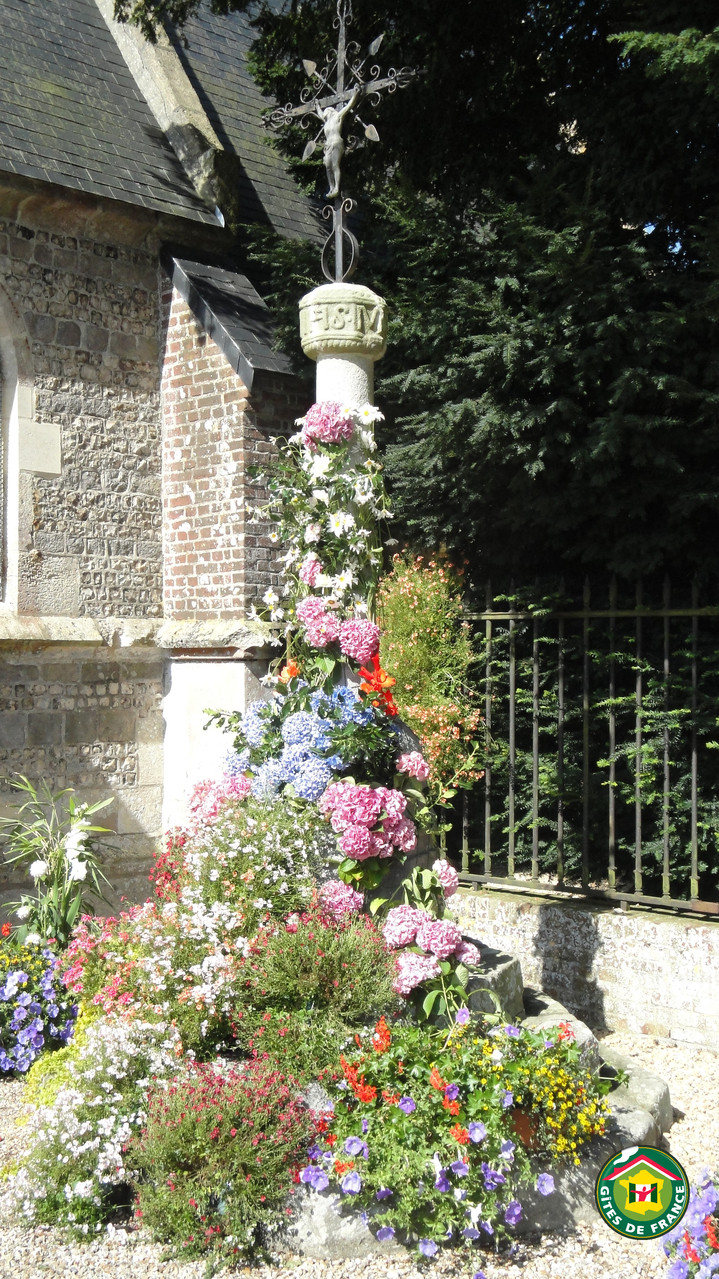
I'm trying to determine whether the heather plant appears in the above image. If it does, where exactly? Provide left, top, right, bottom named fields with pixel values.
left=0, top=776, right=114, bottom=947
left=132, top=1059, right=313, bottom=1264
left=237, top=904, right=398, bottom=1025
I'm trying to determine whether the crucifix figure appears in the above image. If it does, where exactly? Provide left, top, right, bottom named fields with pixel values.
left=267, top=0, right=417, bottom=282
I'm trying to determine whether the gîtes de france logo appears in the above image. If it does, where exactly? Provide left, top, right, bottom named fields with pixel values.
left=595, top=1146, right=689, bottom=1238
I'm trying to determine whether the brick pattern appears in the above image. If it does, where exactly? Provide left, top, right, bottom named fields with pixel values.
left=0, top=216, right=163, bottom=617
left=160, top=286, right=306, bottom=618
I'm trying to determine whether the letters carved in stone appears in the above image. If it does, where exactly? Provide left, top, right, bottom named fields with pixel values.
left=299, top=284, right=387, bottom=360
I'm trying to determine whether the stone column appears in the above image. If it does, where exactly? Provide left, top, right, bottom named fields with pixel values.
left=299, top=282, right=387, bottom=406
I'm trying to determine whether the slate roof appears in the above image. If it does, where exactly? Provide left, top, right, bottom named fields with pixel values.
left=165, top=254, right=294, bottom=390
left=168, top=6, right=318, bottom=241
left=0, top=0, right=216, bottom=223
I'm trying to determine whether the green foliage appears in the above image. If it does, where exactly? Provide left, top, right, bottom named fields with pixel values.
left=132, top=1060, right=313, bottom=1265
left=0, top=777, right=114, bottom=947
left=233, top=1006, right=356, bottom=1081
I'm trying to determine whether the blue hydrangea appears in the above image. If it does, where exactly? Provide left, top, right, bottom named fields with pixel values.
left=242, top=700, right=273, bottom=747
left=250, top=759, right=285, bottom=800
left=310, top=690, right=332, bottom=716
left=324, top=753, right=346, bottom=772
left=293, top=758, right=333, bottom=801
left=331, top=686, right=373, bottom=726
left=279, top=743, right=313, bottom=782
left=224, top=747, right=251, bottom=777
left=282, top=711, right=321, bottom=746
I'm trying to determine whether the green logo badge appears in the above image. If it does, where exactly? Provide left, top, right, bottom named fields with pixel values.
left=595, top=1146, right=689, bottom=1238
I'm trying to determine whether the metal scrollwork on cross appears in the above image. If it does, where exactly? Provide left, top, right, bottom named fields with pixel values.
left=266, top=0, right=417, bottom=283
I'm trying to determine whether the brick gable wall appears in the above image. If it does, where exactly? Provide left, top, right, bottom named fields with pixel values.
left=160, top=284, right=306, bottom=619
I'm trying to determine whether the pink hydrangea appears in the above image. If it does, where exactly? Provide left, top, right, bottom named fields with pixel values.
left=454, top=940, right=481, bottom=968
left=299, top=554, right=323, bottom=586
left=397, top=751, right=431, bottom=781
left=432, top=858, right=459, bottom=897
left=393, top=951, right=442, bottom=996
left=369, top=831, right=395, bottom=859
left=382, top=905, right=425, bottom=949
left=296, top=595, right=326, bottom=623
left=374, top=787, right=407, bottom=824
left=300, top=401, right=354, bottom=449
left=338, top=823, right=374, bottom=860
left=392, top=816, right=417, bottom=852
left=305, top=612, right=341, bottom=647
left=321, top=782, right=383, bottom=829
left=319, top=880, right=364, bottom=920
left=415, top=917, right=463, bottom=961
left=338, top=619, right=380, bottom=664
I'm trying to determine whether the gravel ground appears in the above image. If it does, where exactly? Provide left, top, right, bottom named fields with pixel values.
left=0, top=1030, right=716, bottom=1279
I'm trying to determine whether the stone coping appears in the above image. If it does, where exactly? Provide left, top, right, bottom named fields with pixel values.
left=0, top=612, right=275, bottom=656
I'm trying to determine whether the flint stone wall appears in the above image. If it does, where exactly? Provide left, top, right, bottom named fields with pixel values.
left=451, top=887, right=719, bottom=1049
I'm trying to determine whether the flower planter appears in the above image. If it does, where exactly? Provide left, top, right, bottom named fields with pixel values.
left=510, top=1107, right=541, bottom=1149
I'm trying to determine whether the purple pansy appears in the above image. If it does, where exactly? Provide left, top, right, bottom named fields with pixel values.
left=468, top=1121, right=487, bottom=1144
left=463, top=1227, right=480, bottom=1240
left=340, top=1171, right=363, bottom=1195
left=501, top=1090, right=514, bottom=1109
left=481, top=1220, right=494, bottom=1236
left=300, top=1166, right=329, bottom=1192
left=444, top=1084, right=460, bottom=1101
left=434, top=1170, right=451, bottom=1193
left=344, top=1136, right=368, bottom=1158
left=503, top=1024, right=521, bottom=1037
left=450, top=1159, right=470, bottom=1177
left=419, top=1240, right=438, bottom=1257
left=376, top=1226, right=395, bottom=1241
left=455, top=1007, right=471, bottom=1025
left=481, top=1163, right=506, bottom=1190
left=504, top=1200, right=523, bottom=1226
left=536, top=1173, right=555, bottom=1196
left=376, top=1187, right=393, bottom=1201
left=500, top=1139, right=515, bottom=1161
left=398, top=1096, right=416, bottom=1114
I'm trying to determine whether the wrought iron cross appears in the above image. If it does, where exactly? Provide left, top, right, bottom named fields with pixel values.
left=267, top=0, right=417, bottom=282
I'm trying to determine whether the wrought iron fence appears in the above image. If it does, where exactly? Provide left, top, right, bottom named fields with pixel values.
left=455, top=581, right=719, bottom=916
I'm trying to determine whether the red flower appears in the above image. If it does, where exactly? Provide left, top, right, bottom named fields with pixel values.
left=683, top=1230, right=701, bottom=1264
left=449, top=1124, right=469, bottom=1144
left=358, top=654, right=399, bottom=716
left=1, top=923, right=11, bottom=938
left=443, top=1097, right=460, bottom=1117
left=371, top=1016, right=391, bottom=1054
left=353, top=1082, right=377, bottom=1103
left=705, top=1216, right=719, bottom=1251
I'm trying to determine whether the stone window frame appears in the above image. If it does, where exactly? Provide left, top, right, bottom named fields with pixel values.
left=0, top=282, right=61, bottom=612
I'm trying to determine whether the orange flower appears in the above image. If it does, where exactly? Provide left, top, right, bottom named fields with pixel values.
left=333, top=1159, right=355, bottom=1175
left=278, top=659, right=300, bottom=683
left=429, top=1066, right=447, bottom=1092
left=1, top=922, right=11, bottom=938
left=358, top=654, right=398, bottom=716
left=450, top=1124, right=470, bottom=1145
left=442, top=1097, right=460, bottom=1116
left=704, top=1217, right=719, bottom=1250
left=382, top=1090, right=400, bottom=1105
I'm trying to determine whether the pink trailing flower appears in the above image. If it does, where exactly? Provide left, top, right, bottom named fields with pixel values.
left=319, top=880, right=364, bottom=920
left=188, top=776, right=250, bottom=823
left=454, top=940, right=481, bottom=968
left=415, top=916, right=463, bottom=961
left=397, top=751, right=431, bottom=781
left=432, top=858, right=459, bottom=897
left=299, top=554, right=323, bottom=586
left=338, top=619, right=380, bottom=664
left=299, top=401, right=354, bottom=449
left=393, top=950, right=442, bottom=996
left=382, top=905, right=425, bottom=949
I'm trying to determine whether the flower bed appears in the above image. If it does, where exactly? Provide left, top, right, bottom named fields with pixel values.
left=0, top=400, right=618, bottom=1270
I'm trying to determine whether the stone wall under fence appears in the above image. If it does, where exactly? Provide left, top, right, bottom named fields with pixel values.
left=450, top=887, right=719, bottom=1049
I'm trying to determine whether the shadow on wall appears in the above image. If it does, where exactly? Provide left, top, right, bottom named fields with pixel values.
left=532, top=901, right=609, bottom=1034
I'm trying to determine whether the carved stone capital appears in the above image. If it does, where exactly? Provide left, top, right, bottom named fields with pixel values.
left=299, top=283, right=387, bottom=361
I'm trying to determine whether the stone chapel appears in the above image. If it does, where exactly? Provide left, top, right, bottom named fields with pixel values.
left=0, top=0, right=317, bottom=901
